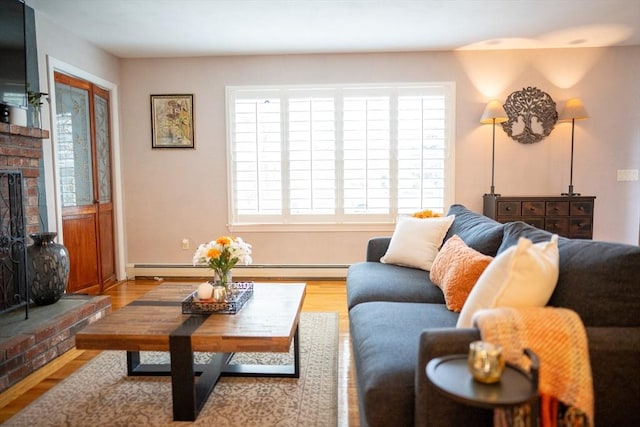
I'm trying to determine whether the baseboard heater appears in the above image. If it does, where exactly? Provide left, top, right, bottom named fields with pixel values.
left=127, top=263, right=349, bottom=280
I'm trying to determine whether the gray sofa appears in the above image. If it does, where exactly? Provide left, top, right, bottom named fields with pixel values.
left=347, top=204, right=640, bottom=427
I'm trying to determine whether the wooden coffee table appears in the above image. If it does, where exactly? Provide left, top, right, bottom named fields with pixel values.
left=75, top=282, right=306, bottom=421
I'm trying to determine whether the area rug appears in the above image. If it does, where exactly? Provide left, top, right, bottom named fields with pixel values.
left=5, top=312, right=338, bottom=427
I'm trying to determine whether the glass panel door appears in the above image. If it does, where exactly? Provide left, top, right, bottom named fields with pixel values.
left=55, top=84, right=94, bottom=208
left=95, top=93, right=111, bottom=203
left=53, top=72, right=116, bottom=293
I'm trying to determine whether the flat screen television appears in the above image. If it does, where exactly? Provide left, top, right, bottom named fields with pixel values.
left=0, top=0, right=27, bottom=108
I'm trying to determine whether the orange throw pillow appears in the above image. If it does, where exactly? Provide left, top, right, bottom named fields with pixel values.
left=430, top=235, right=493, bottom=312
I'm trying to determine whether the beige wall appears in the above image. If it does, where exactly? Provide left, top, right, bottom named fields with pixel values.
left=31, top=9, right=640, bottom=268
left=119, top=47, right=639, bottom=267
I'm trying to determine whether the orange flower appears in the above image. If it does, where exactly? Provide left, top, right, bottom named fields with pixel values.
left=216, top=236, right=232, bottom=246
left=206, top=248, right=221, bottom=259
left=412, top=209, right=442, bottom=218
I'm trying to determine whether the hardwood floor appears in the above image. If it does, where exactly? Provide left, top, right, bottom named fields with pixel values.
left=0, top=278, right=360, bottom=426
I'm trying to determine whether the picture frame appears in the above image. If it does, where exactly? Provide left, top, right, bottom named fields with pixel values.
left=150, top=94, right=195, bottom=148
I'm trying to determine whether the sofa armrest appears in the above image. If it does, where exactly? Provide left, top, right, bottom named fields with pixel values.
left=415, top=327, right=493, bottom=427
left=586, top=327, right=640, bottom=426
left=416, top=327, right=640, bottom=427
left=366, top=237, right=391, bottom=262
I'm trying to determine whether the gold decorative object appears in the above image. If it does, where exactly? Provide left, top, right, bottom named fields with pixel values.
left=468, top=340, right=505, bottom=383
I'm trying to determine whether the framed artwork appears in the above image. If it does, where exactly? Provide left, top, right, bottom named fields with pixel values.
left=150, top=94, right=194, bottom=148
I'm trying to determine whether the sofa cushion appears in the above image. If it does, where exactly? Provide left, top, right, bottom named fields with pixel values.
left=381, top=215, right=455, bottom=271
left=497, top=220, right=558, bottom=252
left=500, top=221, right=640, bottom=327
left=349, top=301, right=459, bottom=427
left=430, top=235, right=493, bottom=312
left=457, top=235, right=559, bottom=328
left=346, top=262, right=445, bottom=309
left=366, top=237, right=392, bottom=262
left=445, top=204, right=504, bottom=256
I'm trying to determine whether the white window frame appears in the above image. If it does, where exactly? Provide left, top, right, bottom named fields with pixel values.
left=226, top=82, right=456, bottom=232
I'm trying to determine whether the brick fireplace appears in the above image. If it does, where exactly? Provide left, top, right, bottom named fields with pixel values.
left=0, top=122, right=46, bottom=314
left=0, top=122, right=111, bottom=393
left=0, top=122, right=45, bottom=236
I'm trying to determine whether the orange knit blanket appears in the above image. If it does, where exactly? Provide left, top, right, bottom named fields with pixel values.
left=474, top=307, right=593, bottom=427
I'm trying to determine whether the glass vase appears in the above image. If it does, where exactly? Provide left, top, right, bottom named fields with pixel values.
left=31, top=108, right=41, bottom=129
left=213, top=269, right=232, bottom=288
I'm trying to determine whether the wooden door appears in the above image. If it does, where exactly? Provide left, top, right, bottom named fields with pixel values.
left=93, top=86, right=116, bottom=290
left=54, top=72, right=116, bottom=294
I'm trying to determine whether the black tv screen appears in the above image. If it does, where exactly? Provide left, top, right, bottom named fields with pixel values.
left=0, top=0, right=27, bottom=108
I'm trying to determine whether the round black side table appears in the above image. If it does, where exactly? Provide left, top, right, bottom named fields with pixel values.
left=426, top=349, right=539, bottom=425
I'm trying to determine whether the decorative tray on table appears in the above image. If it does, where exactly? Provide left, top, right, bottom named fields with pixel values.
left=182, top=281, right=254, bottom=314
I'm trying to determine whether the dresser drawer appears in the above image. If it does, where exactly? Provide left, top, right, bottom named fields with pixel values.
left=570, top=201, right=594, bottom=216
left=483, top=195, right=595, bottom=239
left=497, top=201, right=521, bottom=217
left=522, top=201, right=545, bottom=216
left=546, top=201, right=569, bottom=216
left=521, top=217, right=545, bottom=229
left=545, top=218, right=569, bottom=235
left=570, top=217, right=593, bottom=237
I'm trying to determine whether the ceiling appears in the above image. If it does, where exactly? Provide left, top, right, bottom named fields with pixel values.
left=25, top=0, right=640, bottom=58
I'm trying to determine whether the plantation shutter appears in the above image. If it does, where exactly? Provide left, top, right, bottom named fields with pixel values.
left=342, top=93, right=391, bottom=215
left=288, top=95, right=336, bottom=215
left=232, top=95, right=282, bottom=220
left=227, top=83, right=454, bottom=227
left=396, top=89, right=447, bottom=214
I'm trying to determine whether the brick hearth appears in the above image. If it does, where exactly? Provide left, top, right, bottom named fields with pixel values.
left=0, top=294, right=111, bottom=392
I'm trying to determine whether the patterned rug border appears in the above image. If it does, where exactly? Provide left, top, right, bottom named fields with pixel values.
left=6, top=312, right=338, bottom=427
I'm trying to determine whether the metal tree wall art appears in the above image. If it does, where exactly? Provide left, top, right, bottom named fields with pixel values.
left=501, top=87, right=558, bottom=144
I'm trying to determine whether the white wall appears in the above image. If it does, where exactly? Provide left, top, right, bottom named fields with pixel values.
left=119, top=47, right=640, bottom=268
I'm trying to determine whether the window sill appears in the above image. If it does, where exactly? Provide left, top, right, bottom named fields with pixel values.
left=227, top=222, right=396, bottom=233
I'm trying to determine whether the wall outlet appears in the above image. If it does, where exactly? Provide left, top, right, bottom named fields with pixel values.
left=617, top=169, right=639, bottom=181
left=181, top=238, right=190, bottom=250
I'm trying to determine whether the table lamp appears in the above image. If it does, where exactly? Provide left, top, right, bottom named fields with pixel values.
left=480, top=100, right=508, bottom=195
left=558, top=98, right=589, bottom=196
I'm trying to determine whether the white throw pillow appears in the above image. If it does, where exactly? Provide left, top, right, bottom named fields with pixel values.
left=456, top=235, right=559, bottom=328
left=380, top=215, right=455, bottom=271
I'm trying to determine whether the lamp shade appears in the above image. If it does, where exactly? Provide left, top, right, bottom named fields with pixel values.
left=558, top=98, right=589, bottom=121
left=480, top=100, right=508, bottom=124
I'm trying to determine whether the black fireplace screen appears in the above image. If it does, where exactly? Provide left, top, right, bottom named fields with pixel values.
left=0, top=170, right=28, bottom=314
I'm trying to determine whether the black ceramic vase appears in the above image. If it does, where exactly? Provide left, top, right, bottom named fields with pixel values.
left=27, top=232, right=70, bottom=305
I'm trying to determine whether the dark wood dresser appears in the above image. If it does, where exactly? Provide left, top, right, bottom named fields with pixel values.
left=483, top=194, right=595, bottom=239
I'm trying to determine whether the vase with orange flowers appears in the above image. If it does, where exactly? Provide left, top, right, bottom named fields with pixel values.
left=192, top=236, right=252, bottom=288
